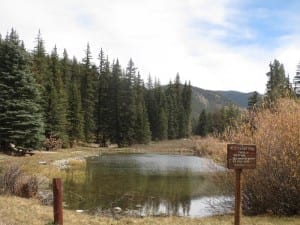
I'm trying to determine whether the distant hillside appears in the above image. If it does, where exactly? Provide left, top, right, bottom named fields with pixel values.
left=191, top=86, right=256, bottom=118
left=216, top=91, right=256, bottom=108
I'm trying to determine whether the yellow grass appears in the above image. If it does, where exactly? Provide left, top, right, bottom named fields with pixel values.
left=191, top=136, right=227, bottom=164
left=0, top=195, right=299, bottom=225
left=0, top=148, right=100, bottom=179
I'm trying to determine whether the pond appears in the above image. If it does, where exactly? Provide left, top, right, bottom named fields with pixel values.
left=63, top=153, right=232, bottom=217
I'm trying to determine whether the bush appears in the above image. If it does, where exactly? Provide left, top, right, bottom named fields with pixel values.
left=1, top=164, right=21, bottom=194
left=0, top=164, right=38, bottom=198
left=226, top=98, right=300, bottom=215
left=43, top=136, right=63, bottom=151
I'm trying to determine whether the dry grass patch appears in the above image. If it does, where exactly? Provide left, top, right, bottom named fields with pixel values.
left=68, top=158, right=86, bottom=168
left=0, top=195, right=299, bottom=225
left=0, top=147, right=100, bottom=179
left=192, top=136, right=227, bottom=164
left=132, top=139, right=195, bottom=154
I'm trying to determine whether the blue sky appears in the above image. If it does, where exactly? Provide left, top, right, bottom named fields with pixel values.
left=1, top=0, right=300, bottom=93
left=228, top=0, right=300, bottom=47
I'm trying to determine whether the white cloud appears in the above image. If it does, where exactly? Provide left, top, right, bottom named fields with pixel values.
left=275, top=35, right=300, bottom=78
left=1, top=0, right=299, bottom=93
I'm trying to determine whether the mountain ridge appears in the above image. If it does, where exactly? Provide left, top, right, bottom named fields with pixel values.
left=191, top=86, right=257, bottom=118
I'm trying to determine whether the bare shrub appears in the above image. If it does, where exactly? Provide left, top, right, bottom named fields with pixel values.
left=14, top=175, right=38, bottom=198
left=226, top=98, right=300, bottom=215
left=0, top=165, right=38, bottom=198
left=43, top=136, right=62, bottom=151
left=1, top=165, right=22, bottom=194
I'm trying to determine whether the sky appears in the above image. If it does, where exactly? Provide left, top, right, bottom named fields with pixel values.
left=1, top=0, right=300, bottom=93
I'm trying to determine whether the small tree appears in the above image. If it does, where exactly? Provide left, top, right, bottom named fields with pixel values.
left=247, top=91, right=260, bottom=111
left=265, top=59, right=291, bottom=104
left=196, top=109, right=208, bottom=137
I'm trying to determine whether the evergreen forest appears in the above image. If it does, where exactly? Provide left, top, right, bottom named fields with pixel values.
left=0, top=29, right=192, bottom=150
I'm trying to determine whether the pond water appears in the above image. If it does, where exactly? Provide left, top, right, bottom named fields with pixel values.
left=63, top=153, right=232, bottom=217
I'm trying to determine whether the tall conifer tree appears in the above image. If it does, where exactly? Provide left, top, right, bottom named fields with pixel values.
left=116, top=59, right=137, bottom=146
left=109, top=60, right=122, bottom=145
left=165, top=81, right=178, bottom=139
left=155, top=84, right=168, bottom=140
left=0, top=29, right=44, bottom=150
left=45, top=46, right=69, bottom=146
left=67, top=57, right=83, bottom=146
left=61, top=49, right=71, bottom=88
left=181, top=81, right=192, bottom=137
left=134, top=72, right=151, bottom=144
left=145, top=75, right=157, bottom=139
left=96, top=50, right=111, bottom=146
left=81, top=43, right=95, bottom=142
left=266, top=59, right=291, bottom=104
left=32, top=30, right=47, bottom=86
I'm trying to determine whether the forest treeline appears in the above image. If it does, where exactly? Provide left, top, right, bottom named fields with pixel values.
left=0, top=29, right=192, bottom=150
left=0, top=29, right=295, bottom=151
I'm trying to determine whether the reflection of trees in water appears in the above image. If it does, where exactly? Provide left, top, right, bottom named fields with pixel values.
left=63, top=157, right=222, bottom=216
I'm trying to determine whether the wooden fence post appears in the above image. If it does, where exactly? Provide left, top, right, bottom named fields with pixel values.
left=53, top=178, right=63, bottom=225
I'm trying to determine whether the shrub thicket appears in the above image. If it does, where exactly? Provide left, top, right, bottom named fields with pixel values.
left=227, top=98, right=300, bottom=215
left=229, top=99, right=300, bottom=215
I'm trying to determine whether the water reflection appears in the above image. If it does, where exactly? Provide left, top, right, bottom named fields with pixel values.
left=64, top=153, right=229, bottom=217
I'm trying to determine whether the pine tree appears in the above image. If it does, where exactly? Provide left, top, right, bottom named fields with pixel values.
left=154, top=83, right=168, bottom=140
left=247, top=91, right=260, bottom=111
left=211, top=110, right=223, bottom=134
left=134, top=72, right=151, bottom=144
left=61, top=49, right=71, bottom=88
left=96, top=50, right=111, bottom=146
left=98, top=48, right=105, bottom=76
left=109, top=60, right=122, bottom=145
left=174, top=74, right=184, bottom=138
left=31, top=30, right=48, bottom=128
left=67, top=57, right=84, bottom=147
left=266, top=59, right=291, bottom=104
left=196, top=109, right=208, bottom=137
left=116, top=59, right=137, bottom=146
left=45, top=46, right=69, bottom=146
left=145, top=75, right=157, bottom=140
left=181, top=81, right=192, bottom=137
left=206, top=112, right=213, bottom=134
left=0, top=29, right=44, bottom=150
left=81, top=43, right=96, bottom=142
left=220, top=104, right=241, bottom=131
left=165, top=81, right=178, bottom=139
left=32, top=30, right=48, bottom=86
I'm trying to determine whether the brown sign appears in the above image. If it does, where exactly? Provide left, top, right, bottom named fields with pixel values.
left=227, top=144, right=256, bottom=169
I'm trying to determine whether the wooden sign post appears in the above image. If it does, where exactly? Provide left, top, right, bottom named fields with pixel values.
left=227, top=144, right=256, bottom=225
